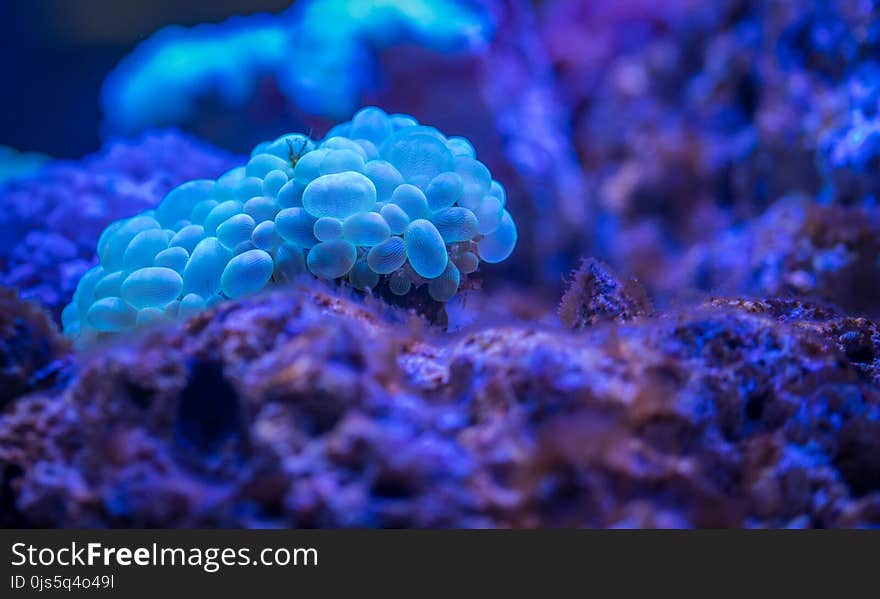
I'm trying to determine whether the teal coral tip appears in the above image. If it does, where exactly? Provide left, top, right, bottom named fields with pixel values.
left=64, top=106, right=518, bottom=340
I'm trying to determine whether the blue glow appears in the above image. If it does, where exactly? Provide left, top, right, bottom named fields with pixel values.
left=101, top=0, right=495, bottom=135
left=0, top=146, right=49, bottom=184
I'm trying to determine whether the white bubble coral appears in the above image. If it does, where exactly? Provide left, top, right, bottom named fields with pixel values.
left=64, top=107, right=517, bottom=340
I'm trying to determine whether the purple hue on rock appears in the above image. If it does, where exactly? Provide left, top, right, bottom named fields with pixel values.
left=2, top=279, right=880, bottom=528
left=674, top=196, right=880, bottom=314
left=0, top=287, right=71, bottom=409
left=540, top=0, right=879, bottom=304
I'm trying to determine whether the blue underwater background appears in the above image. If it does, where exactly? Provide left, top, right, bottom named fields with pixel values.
left=4, top=0, right=880, bottom=528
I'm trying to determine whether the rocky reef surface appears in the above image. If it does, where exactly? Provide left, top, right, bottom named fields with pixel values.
left=545, top=0, right=880, bottom=301
left=3, top=256, right=880, bottom=527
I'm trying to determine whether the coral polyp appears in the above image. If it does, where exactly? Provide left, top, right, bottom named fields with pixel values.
left=63, top=107, right=517, bottom=340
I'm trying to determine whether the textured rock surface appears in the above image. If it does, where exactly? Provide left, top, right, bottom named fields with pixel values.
left=543, top=0, right=880, bottom=303
left=676, top=198, right=880, bottom=314
left=559, top=258, right=653, bottom=329
left=0, top=288, right=71, bottom=410
left=3, top=275, right=880, bottom=528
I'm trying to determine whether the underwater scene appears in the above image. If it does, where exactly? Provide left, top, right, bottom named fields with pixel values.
left=3, top=0, right=880, bottom=528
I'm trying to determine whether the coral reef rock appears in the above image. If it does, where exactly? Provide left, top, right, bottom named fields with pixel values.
left=3, top=278, right=880, bottom=528
left=0, top=287, right=70, bottom=410
left=559, top=258, right=653, bottom=329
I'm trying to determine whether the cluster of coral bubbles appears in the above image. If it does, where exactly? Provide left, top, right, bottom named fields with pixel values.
left=63, top=107, right=517, bottom=340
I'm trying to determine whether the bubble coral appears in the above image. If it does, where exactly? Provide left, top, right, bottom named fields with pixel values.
left=100, top=0, right=580, bottom=293
left=64, top=107, right=517, bottom=340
